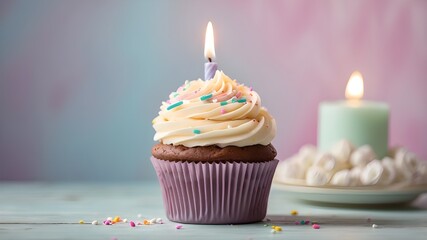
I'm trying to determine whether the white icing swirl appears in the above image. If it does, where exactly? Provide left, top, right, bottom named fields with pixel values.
left=152, top=71, right=276, bottom=147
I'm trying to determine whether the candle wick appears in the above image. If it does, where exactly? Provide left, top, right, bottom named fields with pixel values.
left=208, top=57, right=212, bottom=63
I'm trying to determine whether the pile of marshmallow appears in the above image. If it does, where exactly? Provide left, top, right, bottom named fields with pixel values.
left=275, top=140, right=427, bottom=187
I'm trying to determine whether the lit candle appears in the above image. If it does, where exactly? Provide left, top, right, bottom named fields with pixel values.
left=204, top=21, right=217, bottom=80
left=318, top=71, right=389, bottom=158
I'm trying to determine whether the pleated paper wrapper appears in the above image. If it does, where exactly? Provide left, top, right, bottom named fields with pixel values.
left=151, top=157, right=279, bottom=224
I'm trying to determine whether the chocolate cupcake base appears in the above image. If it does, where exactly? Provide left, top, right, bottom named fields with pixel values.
left=151, top=156, right=278, bottom=224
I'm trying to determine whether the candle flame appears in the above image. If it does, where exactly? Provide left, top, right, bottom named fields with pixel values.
left=204, top=21, right=215, bottom=61
left=345, top=71, right=364, bottom=100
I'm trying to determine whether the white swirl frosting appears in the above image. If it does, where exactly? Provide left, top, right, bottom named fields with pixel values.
left=152, top=71, right=276, bottom=147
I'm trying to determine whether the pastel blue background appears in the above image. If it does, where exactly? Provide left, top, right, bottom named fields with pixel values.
left=1, top=0, right=426, bottom=181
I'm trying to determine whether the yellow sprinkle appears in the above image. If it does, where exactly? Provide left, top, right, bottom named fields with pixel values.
left=113, top=216, right=121, bottom=223
left=290, top=210, right=298, bottom=216
left=79, top=220, right=85, bottom=224
left=143, top=219, right=150, bottom=225
left=271, top=225, right=276, bottom=229
left=274, top=226, right=282, bottom=231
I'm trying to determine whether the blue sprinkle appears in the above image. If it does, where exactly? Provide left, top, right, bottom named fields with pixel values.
left=167, top=101, right=183, bottom=110
left=200, top=93, right=213, bottom=101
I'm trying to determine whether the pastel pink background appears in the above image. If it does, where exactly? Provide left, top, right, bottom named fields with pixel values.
left=0, top=0, right=426, bottom=181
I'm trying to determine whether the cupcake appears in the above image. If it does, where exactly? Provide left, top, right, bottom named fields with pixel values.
left=151, top=71, right=278, bottom=224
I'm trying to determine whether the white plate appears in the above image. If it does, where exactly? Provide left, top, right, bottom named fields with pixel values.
left=273, top=181, right=427, bottom=205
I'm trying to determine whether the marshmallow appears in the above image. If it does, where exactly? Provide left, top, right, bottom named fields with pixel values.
left=380, top=157, right=397, bottom=185
left=275, top=158, right=305, bottom=180
left=306, top=166, right=331, bottom=186
left=297, top=145, right=318, bottom=168
left=313, top=153, right=337, bottom=171
left=314, top=153, right=349, bottom=173
left=360, top=160, right=384, bottom=185
left=414, top=161, right=427, bottom=184
left=388, top=146, right=402, bottom=159
left=350, top=145, right=376, bottom=167
left=349, top=166, right=363, bottom=186
left=330, top=139, right=354, bottom=163
left=395, top=148, right=419, bottom=180
left=330, top=169, right=352, bottom=186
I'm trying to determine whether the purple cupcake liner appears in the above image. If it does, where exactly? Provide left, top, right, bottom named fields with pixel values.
left=151, top=157, right=278, bottom=224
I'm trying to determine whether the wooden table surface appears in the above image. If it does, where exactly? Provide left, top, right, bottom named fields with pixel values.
left=1, top=181, right=426, bottom=240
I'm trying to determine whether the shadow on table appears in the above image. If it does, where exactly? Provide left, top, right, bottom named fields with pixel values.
left=263, top=214, right=424, bottom=227
left=294, top=200, right=427, bottom=211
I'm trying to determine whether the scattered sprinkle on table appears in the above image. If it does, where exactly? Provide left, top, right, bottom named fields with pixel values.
left=274, top=226, right=282, bottom=232
left=290, top=210, right=298, bottom=216
left=176, top=225, right=183, bottom=229
left=312, top=224, right=320, bottom=229
left=113, top=216, right=121, bottom=223
left=91, top=220, right=98, bottom=225
left=372, top=224, right=378, bottom=228
left=79, top=220, right=85, bottom=224
left=129, top=221, right=136, bottom=227
left=271, top=229, right=277, bottom=234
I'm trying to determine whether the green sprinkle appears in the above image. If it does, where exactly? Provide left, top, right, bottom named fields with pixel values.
left=300, top=220, right=305, bottom=225
left=231, top=98, right=237, bottom=103
left=237, top=98, right=247, bottom=103
left=173, top=93, right=179, bottom=97
left=193, top=129, right=201, bottom=134
left=167, top=101, right=183, bottom=110
left=200, top=93, right=213, bottom=101
left=220, top=101, right=228, bottom=106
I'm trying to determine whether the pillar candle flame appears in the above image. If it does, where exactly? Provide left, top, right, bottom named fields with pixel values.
left=345, top=71, right=364, bottom=100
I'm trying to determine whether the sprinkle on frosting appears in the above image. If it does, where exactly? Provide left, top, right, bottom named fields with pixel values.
left=220, top=101, right=228, bottom=106
left=220, top=109, right=226, bottom=114
left=193, top=129, right=201, bottom=134
left=200, top=93, right=213, bottom=101
left=237, top=98, right=247, bottom=103
left=166, top=101, right=183, bottom=110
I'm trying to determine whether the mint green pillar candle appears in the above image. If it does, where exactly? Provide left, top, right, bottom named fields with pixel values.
left=317, top=71, right=389, bottom=158
left=318, top=101, right=389, bottom=158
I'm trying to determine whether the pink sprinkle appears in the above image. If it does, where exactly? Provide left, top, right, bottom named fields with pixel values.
left=305, top=220, right=310, bottom=225
left=176, top=225, right=183, bottom=229
left=249, top=87, right=253, bottom=91
left=129, top=221, right=136, bottom=227
left=294, top=221, right=300, bottom=225
left=137, top=222, right=143, bottom=225
left=104, top=220, right=112, bottom=225
left=220, top=109, right=226, bottom=114
left=235, top=91, right=242, bottom=98
left=312, top=224, right=320, bottom=229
